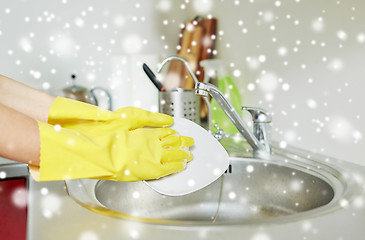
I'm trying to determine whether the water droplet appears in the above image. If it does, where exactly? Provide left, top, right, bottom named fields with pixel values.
left=357, top=33, right=365, bottom=43
left=251, top=232, right=271, bottom=240
left=246, top=165, right=254, bottom=173
left=258, top=55, right=266, bottom=63
left=0, top=171, right=7, bottom=179
left=312, top=18, right=325, bottom=32
left=306, top=99, right=317, bottom=109
left=132, top=191, right=140, bottom=199
left=54, top=124, right=61, bottom=131
left=233, top=69, right=241, bottom=77
left=282, top=83, right=290, bottom=91
left=192, top=0, right=213, bottom=14
left=247, top=83, right=255, bottom=91
left=11, top=187, right=27, bottom=208
left=228, top=192, right=237, bottom=200
left=188, top=179, right=196, bottom=187
left=41, top=188, right=48, bottom=195
left=340, top=199, right=349, bottom=208
left=337, top=30, right=348, bottom=40
left=279, top=141, right=287, bottom=148
left=79, top=231, right=99, bottom=240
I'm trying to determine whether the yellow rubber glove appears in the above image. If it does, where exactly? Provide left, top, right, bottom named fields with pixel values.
left=48, top=97, right=172, bottom=130
left=48, top=96, right=115, bottom=122
left=37, top=121, right=194, bottom=182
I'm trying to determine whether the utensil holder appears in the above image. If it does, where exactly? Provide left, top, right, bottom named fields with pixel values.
left=159, top=89, right=201, bottom=125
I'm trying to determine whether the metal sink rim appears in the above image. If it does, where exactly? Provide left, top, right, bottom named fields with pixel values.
left=65, top=153, right=359, bottom=227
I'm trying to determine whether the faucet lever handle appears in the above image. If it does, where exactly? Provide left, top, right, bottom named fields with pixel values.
left=241, top=107, right=272, bottom=123
left=241, top=106, right=272, bottom=154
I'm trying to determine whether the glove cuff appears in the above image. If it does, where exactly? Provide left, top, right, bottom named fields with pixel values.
left=37, top=121, right=113, bottom=181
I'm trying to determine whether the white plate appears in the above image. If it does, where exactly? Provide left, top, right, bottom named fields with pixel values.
left=144, top=117, right=229, bottom=196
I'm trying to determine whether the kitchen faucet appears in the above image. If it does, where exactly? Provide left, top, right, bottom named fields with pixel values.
left=158, top=56, right=272, bottom=158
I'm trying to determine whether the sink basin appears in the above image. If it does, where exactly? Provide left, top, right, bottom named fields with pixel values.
left=66, top=153, right=353, bottom=225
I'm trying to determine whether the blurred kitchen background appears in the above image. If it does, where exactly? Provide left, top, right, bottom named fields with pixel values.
left=0, top=0, right=363, bottom=165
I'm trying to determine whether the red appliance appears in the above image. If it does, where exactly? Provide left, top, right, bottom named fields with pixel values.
left=0, top=164, right=29, bottom=240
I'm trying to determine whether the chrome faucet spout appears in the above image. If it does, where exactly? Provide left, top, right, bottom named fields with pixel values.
left=157, top=56, right=199, bottom=85
left=195, top=82, right=270, bottom=156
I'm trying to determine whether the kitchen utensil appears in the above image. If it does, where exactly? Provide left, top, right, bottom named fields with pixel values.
left=62, top=74, right=112, bottom=110
left=163, top=18, right=203, bottom=90
left=144, top=117, right=229, bottom=196
left=163, top=17, right=217, bottom=118
left=159, top=89, right=201, bottom=124
left=142, top=63, right=165, bottom=91
left=198, top=18, right=217, bottom=66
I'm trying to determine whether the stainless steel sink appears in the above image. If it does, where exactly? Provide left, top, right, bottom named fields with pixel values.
left=66, top=152, right=356, bottom=226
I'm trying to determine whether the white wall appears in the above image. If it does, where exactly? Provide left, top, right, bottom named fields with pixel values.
left=0, top=0, right=364, bottom=165
left=0, top=0, right=167, bottom=110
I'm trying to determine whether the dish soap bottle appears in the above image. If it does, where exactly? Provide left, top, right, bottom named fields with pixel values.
left=200, top=60, right=242, bottom=135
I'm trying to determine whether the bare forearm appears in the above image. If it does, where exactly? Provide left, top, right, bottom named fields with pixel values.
left=0, top=103, right=40, bottom=166
left=0, top=74, right=55, bottom=122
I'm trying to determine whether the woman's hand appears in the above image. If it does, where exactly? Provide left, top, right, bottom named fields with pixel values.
left=37, top=121, right=194, bottom=181
left=0, top=74, right=55, bottom=122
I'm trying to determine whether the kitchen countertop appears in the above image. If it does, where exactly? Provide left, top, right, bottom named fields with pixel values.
left=0, top=157, right=18, bottom=165
left=1, top=153, right=364, bottom=239
left=23, top=152, right=365, bottom=240
left=27, top=177, right=365, bottom=240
